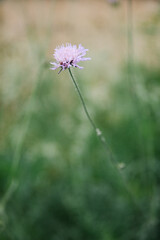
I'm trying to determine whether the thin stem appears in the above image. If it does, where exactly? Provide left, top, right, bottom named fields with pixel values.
left=68, top=68, right=143, bottom=213
left=68, top=68, right=120, bottom=163
left=68, top=68, right=112, bottom=155
left=68, top=68, right=96, bottom=131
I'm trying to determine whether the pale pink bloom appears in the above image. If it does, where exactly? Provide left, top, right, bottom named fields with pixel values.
left=50, top=43, right=91, bottom=73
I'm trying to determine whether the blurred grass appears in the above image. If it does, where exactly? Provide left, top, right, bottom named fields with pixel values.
left=0, top=0, right=160, bottom=240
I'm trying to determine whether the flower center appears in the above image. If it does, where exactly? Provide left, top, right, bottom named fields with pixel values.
left=59, top=60, right=74, bottom=69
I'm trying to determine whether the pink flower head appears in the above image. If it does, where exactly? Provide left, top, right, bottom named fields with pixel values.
left=50, top=43, right=91, bottom=73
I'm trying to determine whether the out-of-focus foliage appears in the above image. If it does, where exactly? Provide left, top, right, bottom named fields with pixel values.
left=0, top=1, right=160, bottom=240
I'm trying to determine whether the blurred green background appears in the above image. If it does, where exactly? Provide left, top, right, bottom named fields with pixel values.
left=0, top=0, right=160, bottom=239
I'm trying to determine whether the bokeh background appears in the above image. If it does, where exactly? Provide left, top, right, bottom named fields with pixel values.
left=0, top=0, right=160, bottom=239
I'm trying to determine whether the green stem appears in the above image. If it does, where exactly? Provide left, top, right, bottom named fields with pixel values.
left=68, top=68, right=123, bottom=173
left=68, top=68, right=96, bottom=131
left=68, top=68, right=110, bottom=151
left=68, top=67, right=143, bottom=213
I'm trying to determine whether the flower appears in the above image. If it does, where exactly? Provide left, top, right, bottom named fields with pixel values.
left=50, top=43, right=91, bottom=73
